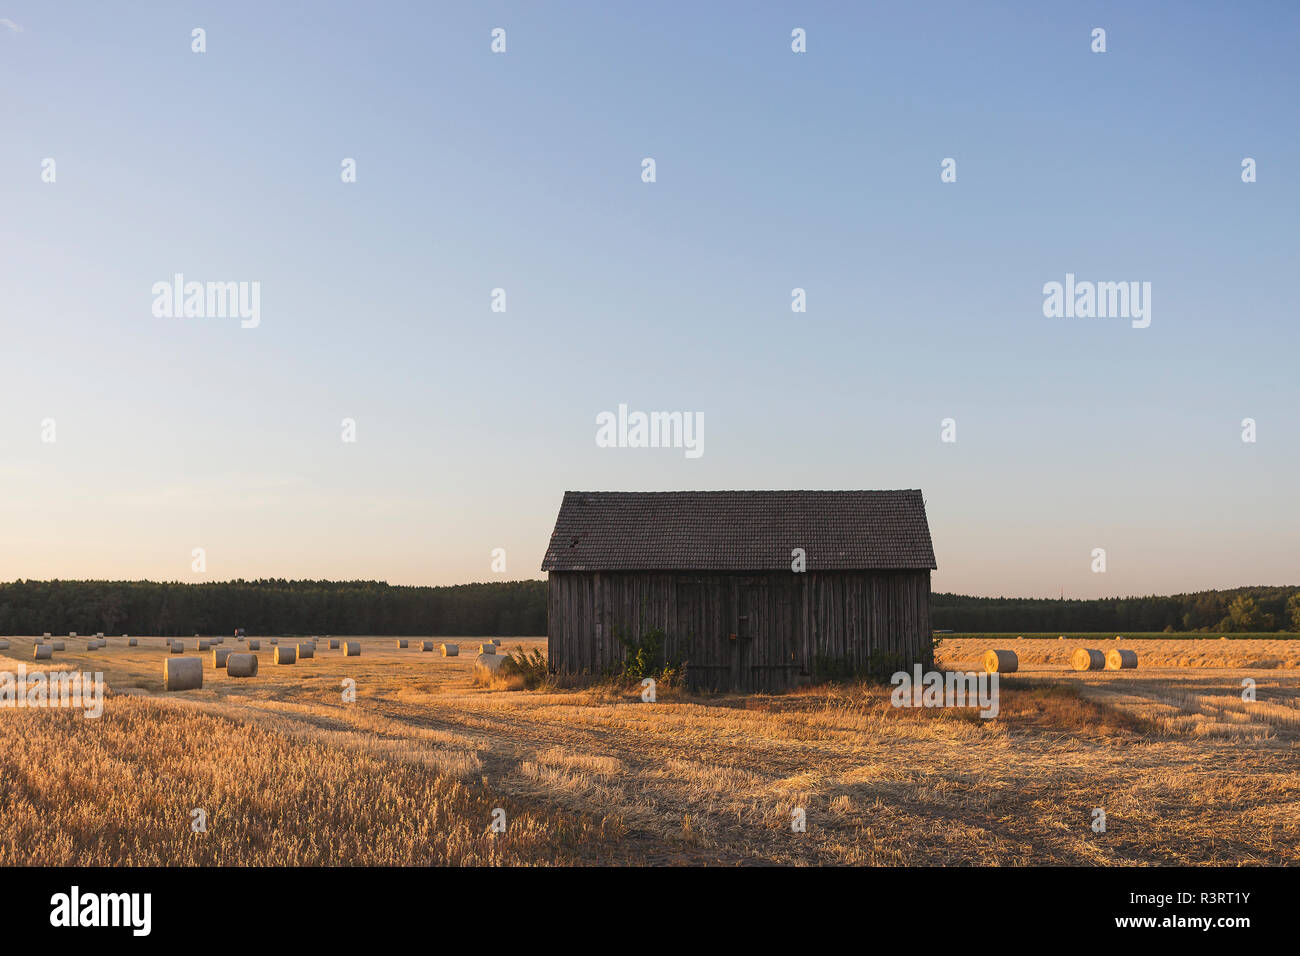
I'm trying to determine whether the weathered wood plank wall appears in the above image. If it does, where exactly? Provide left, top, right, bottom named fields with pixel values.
left=547, top=570, right=931, bottom=691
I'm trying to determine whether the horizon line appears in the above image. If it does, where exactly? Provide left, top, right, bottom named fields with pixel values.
left=3, top=576, right=1296, bottom=602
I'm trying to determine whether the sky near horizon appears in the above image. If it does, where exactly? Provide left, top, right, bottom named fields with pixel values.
left=1, top=1, right=1297, bottom=598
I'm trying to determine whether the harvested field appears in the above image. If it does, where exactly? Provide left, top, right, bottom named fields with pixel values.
left=938, top=636, right=1300, bottom=670
left=1, top=635, right=1298, bottom=866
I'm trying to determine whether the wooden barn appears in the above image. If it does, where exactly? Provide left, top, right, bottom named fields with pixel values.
left=541, top=490, right=937, bottom=691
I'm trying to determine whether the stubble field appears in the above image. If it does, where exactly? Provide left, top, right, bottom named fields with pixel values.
left=2, top=634, right=1298, bottom=866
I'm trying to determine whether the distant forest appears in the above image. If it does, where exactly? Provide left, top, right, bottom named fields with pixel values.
left=0, top=579, right=547, bottom=637
left=932, top=586, right=1300, bottom=634
left=0, top=579, right=1296, bottom=637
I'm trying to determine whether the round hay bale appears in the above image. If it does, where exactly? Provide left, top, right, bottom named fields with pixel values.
left=197, top=640, right=211, bottom=651
left=69, top=632, right=77, bottom=637
left=343, top=641, right=360, bottom=657
left=128, top=638, right=138, bottom=647
left=297, top=642, right=315, bottom=660
left=170, top=641, right=185, bottom=654
left=474, top=652, right=508, bottom=681
left=478, top=643, right=497, bottom=655
left=33, top=644, right=53, bottom=660
left=270, top=638, right=278, bottom=645
left=213, top=648, right=233, bottom=668
left=163, top=656, right=203, bottom=691
left=51, top=641, right=65, bottom=651
left=275, top=646, right=297, bottom=665
left=440, top=643, right=459, bottom=657
left=43, top=632, right=51, bottom=638
left=0, top=640, right=9, bottom=650
left=247, top=640, right=261, bottom=650
left=226, top=653, right=259, bottom=678
left=983, top=649, right=1018, bottom=673
left=329, top=639, right=339, bottom=649
left=1071, top=647, right=1106, bottom=671
left=396, top=639, right=408, bottom=649
left=85, top=641, right=98, bottom=651
left=421, top=641, right=434, bottom=652
left=1106, top=649, right=1138, bottom=670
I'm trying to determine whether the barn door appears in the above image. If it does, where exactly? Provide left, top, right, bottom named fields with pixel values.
left=675, top=580, right=715, bottom=691
left=732, top=584, right=761, bottom=692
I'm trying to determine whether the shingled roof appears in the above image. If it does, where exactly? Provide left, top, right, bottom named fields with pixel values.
left=540, top=490, right=936, bottom=572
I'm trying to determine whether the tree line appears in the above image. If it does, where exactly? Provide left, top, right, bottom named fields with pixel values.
left=1, top=579, right=1296, bottom=637
left=932, top=586, right=1300, bottom=634
left=0, top=579, right=547, bottom=637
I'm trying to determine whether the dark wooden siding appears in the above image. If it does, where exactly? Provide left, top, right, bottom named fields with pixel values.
left=547, top=569, right=931, bottom=692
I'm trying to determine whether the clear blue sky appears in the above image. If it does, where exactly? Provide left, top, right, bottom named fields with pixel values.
left=1, top=1, right=1296, bottom=597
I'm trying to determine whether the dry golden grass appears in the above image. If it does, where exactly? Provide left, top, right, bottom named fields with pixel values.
left=2, top=634, right=1299, bottom=865
left=0, top=698, right=620, bottom=866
